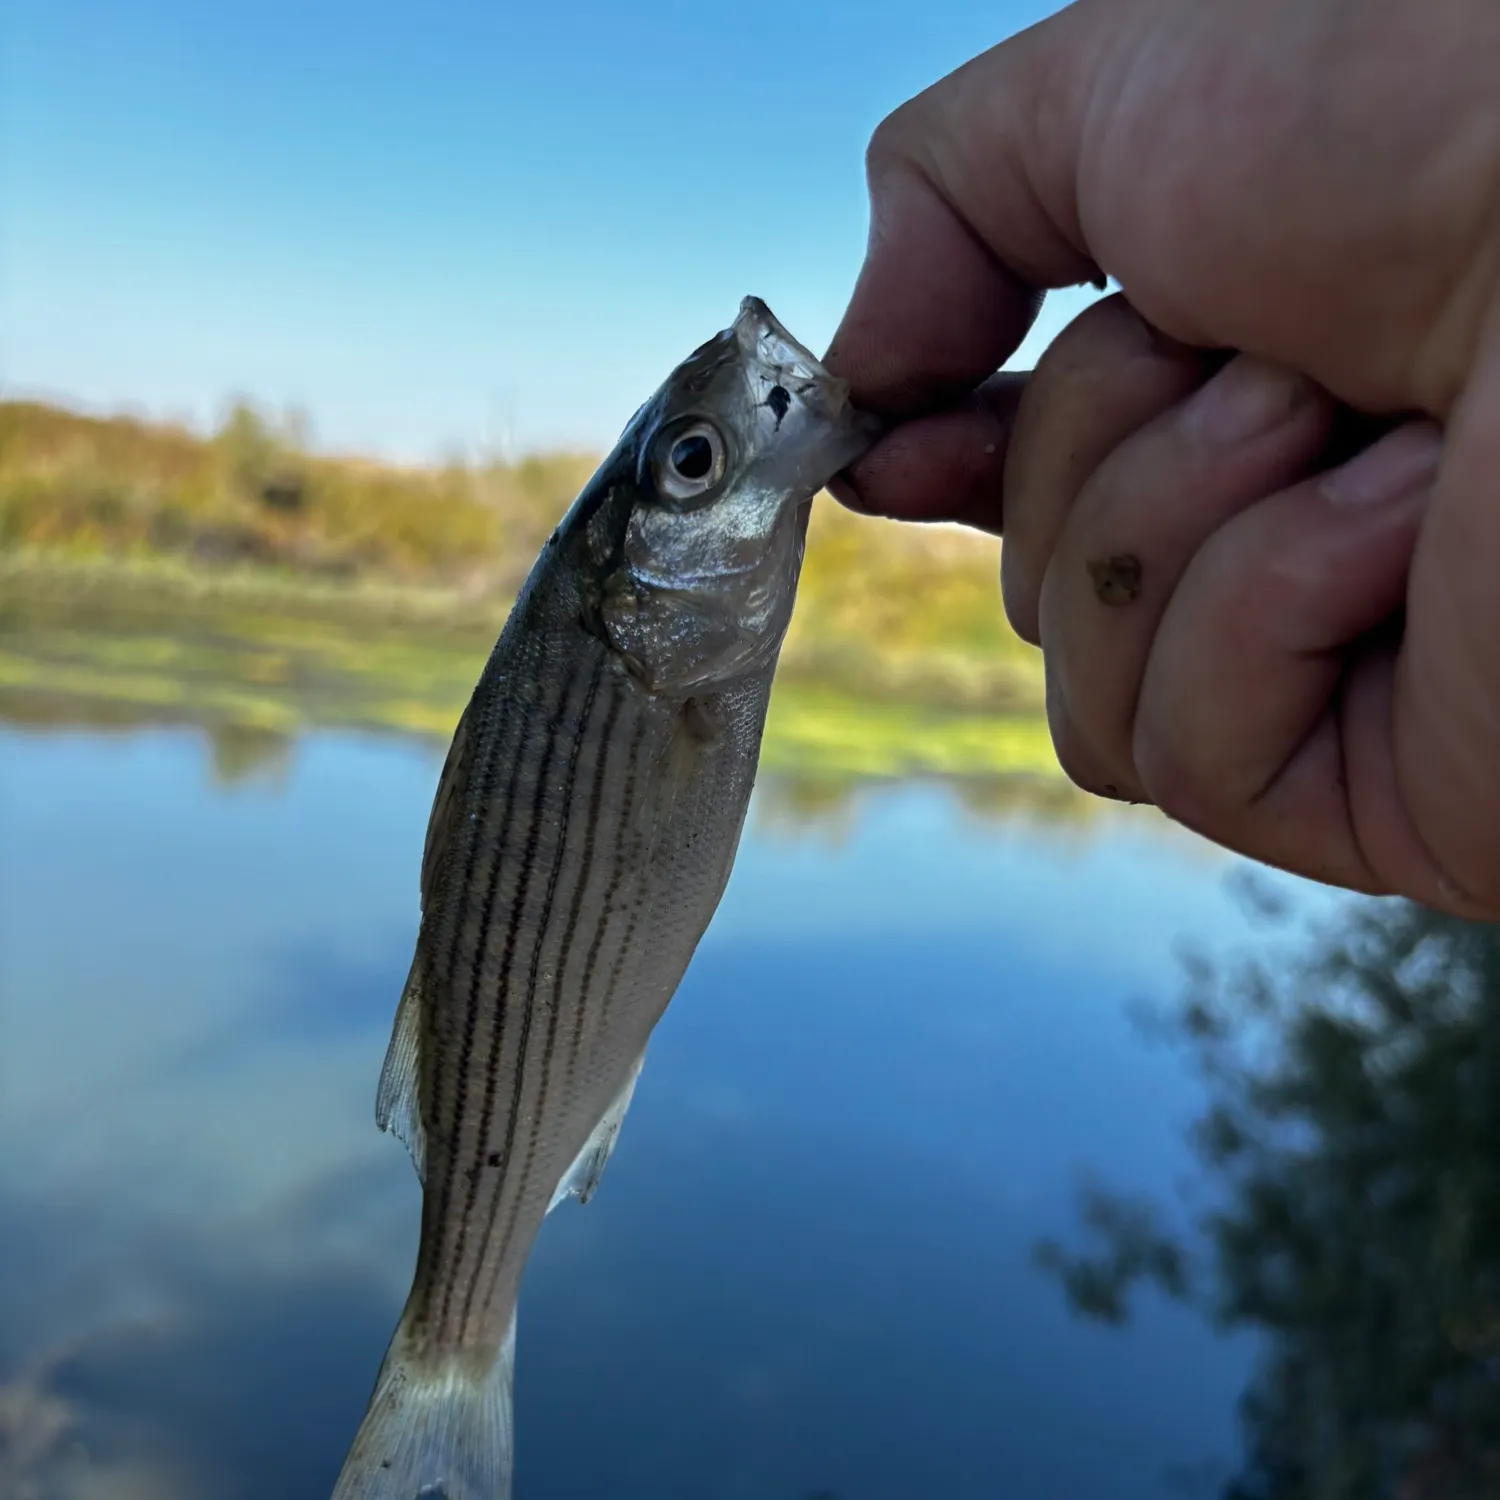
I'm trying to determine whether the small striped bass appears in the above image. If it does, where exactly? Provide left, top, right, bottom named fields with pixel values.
left=329, top=298, right=880, bottom=1500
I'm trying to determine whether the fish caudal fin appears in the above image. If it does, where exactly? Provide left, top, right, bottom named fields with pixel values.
left=330, top=1310, right=517, bottom=1500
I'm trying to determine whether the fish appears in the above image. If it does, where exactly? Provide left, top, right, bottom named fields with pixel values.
left=329, top=297, right=880, bottom=1500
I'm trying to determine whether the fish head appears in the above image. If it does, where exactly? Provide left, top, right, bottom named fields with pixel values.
left=590, top=297, right=881, bottom=695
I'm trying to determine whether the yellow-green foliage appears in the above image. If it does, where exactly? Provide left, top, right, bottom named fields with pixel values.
left=787, top=504, right=1042, bottom=712
left=1, top=397, right=1041, bottom=708
left=0, top=584, right=1071, bottom=798
left=0, top=399, right=596, bottom=588
left=1, top=398, right=1053, bottom=736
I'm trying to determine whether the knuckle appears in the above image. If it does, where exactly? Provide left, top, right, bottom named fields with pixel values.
left=1049, top=718, right=1099, bottom=792
left=1047, top=691, right=1127, bottom=801
left=1406, top=791, right=1500, bottom=920
left=864, top=106, right=920, bottom=181
left=1133, top=726, right=1220, bottom=833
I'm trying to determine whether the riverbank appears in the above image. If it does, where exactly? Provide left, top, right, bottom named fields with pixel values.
left=1, top=398, right=1078, bottom=809
left=0, top=544, right=1055, bottom=760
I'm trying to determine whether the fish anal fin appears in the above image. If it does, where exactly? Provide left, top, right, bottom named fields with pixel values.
left=547, top=1051, right=646, bottom=1214
left=376, top=967, right=427, bottom=1182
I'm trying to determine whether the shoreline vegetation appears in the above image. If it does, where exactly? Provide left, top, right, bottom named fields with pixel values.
left=0, top=397, right=1109, bottom=823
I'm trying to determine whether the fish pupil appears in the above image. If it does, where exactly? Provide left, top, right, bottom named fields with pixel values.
left=670, top=434, right=714, bottom=480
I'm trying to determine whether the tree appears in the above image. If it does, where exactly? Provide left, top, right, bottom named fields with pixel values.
left=1035, top=893, right=1500, bottom=1499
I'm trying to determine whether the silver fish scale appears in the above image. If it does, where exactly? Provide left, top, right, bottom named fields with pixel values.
left=412, top=578, right=767, bottom=1350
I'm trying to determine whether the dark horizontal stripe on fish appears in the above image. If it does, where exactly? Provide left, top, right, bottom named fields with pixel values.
left=475, top=680, right=647, bottom=1324
left=489, top=672, right=653, bottom=1317
left=480, top=675, right=645, bottom=1320
left=595, top=803, right=654, bottom=1039
left=562, top=712, right=647, bottom=1097
left=435, top=656, right=579, bottom=1333
left=418, top=662, right=527, bottom=1314
left=460, top=653, right=607, bottom=1330
left=487, top=671, right=626, bottom=1294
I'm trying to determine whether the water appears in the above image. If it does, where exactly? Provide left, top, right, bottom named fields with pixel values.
left=1, top=725, right=1320, bottom=1500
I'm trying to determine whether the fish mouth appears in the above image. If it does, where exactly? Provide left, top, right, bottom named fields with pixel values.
left=733, top=296, right=826, bottom=378
left=733, top=295, right=885, bottom=452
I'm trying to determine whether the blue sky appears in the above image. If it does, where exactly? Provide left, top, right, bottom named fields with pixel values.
left=2, top=0, right=1099, bottom=462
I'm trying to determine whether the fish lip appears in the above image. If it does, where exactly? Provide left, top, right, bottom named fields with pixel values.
left=733, top=295, right=885, bottom=457
left=733, top=295, right=840, bottom=391
left=734, top=296, right=821, bottom=366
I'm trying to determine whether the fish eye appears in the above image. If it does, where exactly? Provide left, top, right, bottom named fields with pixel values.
left=671, top=434, right=714, bottom=479
left=653, top=420, right=727, bottom=505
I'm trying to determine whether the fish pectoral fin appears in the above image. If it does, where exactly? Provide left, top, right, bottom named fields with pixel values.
left=375, top=967, right=427, bottom=1182
left=330, top=1306, right=517, bottom=1500
left=546, top=1050, right=647, bottom=1214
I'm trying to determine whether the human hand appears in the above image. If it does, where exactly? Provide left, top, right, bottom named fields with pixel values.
left=825, top=0, right=1500, bottom=917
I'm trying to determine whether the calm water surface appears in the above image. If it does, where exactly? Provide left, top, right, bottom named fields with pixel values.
left=0, top=726, right=1329, bottom=1500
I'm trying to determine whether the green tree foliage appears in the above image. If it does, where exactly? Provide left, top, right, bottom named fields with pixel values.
left=1035, top=893, right=1500, bottom=1498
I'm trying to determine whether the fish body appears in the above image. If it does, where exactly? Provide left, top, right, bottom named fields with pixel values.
left=330, top=298, right=878, bottom=1500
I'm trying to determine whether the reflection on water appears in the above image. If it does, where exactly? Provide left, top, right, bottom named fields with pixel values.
left=1037, top=891, right=1500, bottom=1499
left=204, top=723, right=295, bottom=791
left=4, top=722, right=1343, bottom=1499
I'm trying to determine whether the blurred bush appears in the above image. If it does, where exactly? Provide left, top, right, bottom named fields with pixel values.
left=0, top=399, right=596, bottom=594
left=0, top=397, right=1044, bottom=719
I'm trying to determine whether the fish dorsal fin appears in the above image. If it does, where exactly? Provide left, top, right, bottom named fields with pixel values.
left=420, top=695, right=475, bottom=914
left=546, top=1050, right=647, bottom=1214
left=375, top=968, right=427, bottom=1182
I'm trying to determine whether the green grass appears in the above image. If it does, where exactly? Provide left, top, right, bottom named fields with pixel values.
left=0, top=594, right=1059, bottom=771
left=762, top=685, right=1060, bottom=780
left=0, top=556, right=1080, bottom=811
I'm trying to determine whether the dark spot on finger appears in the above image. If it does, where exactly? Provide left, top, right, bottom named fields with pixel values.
left=765, top=384, right=791, bottom=429
left=487, top=1151, right=502, bottom=1167
left=1088, top=554, right=1143, bottom=605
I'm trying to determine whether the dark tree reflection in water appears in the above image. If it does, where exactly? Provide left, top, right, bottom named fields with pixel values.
left=1036, top=892, right=1500, bottom=1499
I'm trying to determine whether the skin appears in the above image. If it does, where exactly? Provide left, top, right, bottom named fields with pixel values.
left=824, top=0, right=1500, bottom=918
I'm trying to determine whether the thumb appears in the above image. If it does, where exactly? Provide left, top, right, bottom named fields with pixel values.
left=824, top=6, right=1110, bottom=416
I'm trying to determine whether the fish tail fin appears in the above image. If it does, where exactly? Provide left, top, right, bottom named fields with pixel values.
left=330, top=1306, right=517, bottom=1500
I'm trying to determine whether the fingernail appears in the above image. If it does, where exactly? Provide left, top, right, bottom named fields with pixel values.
left=1320, top=421, right=1442, bottom=506
left=1181, top=356, right=1313, bottom=445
